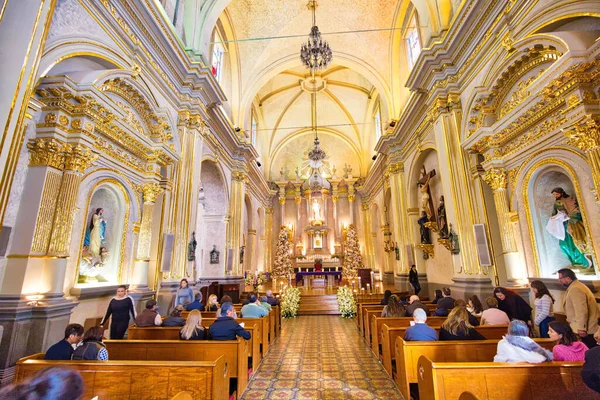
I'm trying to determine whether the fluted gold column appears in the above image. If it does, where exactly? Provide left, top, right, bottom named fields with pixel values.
left=361, top=203, right=375, bottom=269
left=228, top=170, right=246, bottom=275
left=265, top=207, right=274, bottom=271
left=565, top=115, right=600, bottom=199
left=482, top=169, right=516, bottom=252
left=137, top=183, right=164, bottom=260
left=388, top=162, right=409, bottom=273
left=348, top=184, right=356, bottom=224
left=47, top=144, right=97, bottom=256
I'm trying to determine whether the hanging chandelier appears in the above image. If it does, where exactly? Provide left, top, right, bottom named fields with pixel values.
left=300, top=1, right=333, bottom=72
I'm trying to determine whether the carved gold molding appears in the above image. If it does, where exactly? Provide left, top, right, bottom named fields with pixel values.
left=27, top=138, right=64, bottom=169
left=63, top=143, right=98, bottom=173
left=482, top=168, right=507, bottom=191
left=138, top=182, right=164, bottom=204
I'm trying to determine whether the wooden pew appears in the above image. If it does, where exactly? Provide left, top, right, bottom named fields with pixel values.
left=357, top=303, right=383, bottom=334
left=394, top=337, right=555, bottom=400
left=128, top=321, right=262, bottom=372
left=380, top=324, right=509, bottom=376
left=362, top=306, right=386, bottom=342
left=15, top=353, right=228, bottom=400
left=417, top=356, right=600, bottom=400
left=370, top=316, right=448, bottom=352
left=106, top=339, right=248, bottom=398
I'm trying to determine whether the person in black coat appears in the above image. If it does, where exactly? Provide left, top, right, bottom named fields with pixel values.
left=163, top=305, right=186, bottom=327
left=493, top=287, right=532, bottom=323
left=45, top=324, right=84, bottom=360
left=439, top=307, right=486, bottom=341
left=185, top=292, right=205, bottom=312
left=582, top=345, right=600, bottom=393
left=434, top=287, right=455, bottom=316
left=100, top=285, right=136, bottom=339
left=381, top=290, right=392, bottom=305
left=409, top=265, right=421, bottom=295
left=432, top=289, right=443, bottom=304
left=209, top=302, right=251, bottom=341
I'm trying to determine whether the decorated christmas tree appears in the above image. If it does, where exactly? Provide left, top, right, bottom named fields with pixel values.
left=343, top=224, right=362, bottom=278
left=272, top=226, right=293, bottom=278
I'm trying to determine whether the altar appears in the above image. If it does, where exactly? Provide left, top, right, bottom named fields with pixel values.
left=296, top=271, right=342, bottom=287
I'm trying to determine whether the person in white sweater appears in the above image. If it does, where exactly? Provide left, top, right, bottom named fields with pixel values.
left=494, top=320, right=553, bottom=363
left=530, top=280, right=555, bottom=338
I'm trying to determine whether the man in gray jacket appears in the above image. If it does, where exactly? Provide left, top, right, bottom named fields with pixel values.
left=406, top=295, right=430, bottom=317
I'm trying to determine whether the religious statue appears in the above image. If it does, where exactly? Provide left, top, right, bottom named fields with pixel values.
left=331, top=164, right=338, bottom=179
left=279, top=167, right=286, bottom=180
left=88, top=208, right=106, bottom=257
left=437, top=195, right=449, bottom=239
left=394, top=242, right=400, bottom=261
left=417, top=167, right=436, bottom=221
left=209, top=245, right=220, bottom=264
left=312, top=198, right=322, bottom=220
left=417, top=211, right=431, bottom=244
left=187, top=231, right=197, bottom=261
left=240, top=246, right=245, bottom=265
left=546, top=187, right=591, bottom=268
left=295, top=165, right=301, bottom=180
left=343, top=163, right=353, bottom=179
left=448, top=224, right=460, bottom=254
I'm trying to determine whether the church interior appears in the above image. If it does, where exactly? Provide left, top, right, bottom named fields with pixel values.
left=1, top=0, right=600, bottom=399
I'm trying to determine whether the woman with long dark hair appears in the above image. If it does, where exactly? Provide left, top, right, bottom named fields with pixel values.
left=467, top=295, right=484, bottom=317
left=100, top=285, right=136, bottom=339
left=381, top=295, right=406, bottom=317
left=493, top=287, right=532, bottom=324
left=432, top=289, right=443, bottom=304
left=72, top=326, right=108, bottom=360
left=381, top=290, right=392, bottom=305
left=530, top=280, right=555, bottom=338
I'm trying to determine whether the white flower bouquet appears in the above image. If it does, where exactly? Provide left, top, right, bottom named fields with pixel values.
left=337, top=285, right=357, bottom=318
left=281, top=287, right=301, bottom=318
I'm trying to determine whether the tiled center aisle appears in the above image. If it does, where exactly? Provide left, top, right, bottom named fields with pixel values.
left=241, top=315, right=404, bottom=400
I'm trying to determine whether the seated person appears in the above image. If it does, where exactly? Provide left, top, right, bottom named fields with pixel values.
left=260, top=296, right=272, bottom=311
left=209, top=302, right=251, bottom=341
left=241, top=293, right=269, bottom=318
left=134, top=299, right=162, bottom=327
left=406, top=295, right=431, bottom=317
left=206, top=294, right=219, bottom=311
left=433, top=287, right=455, bottom=316
left=180, top=310, right=206, bottom=340
left=381, top=295, right=407, bottom=317
left=185, top=292, right=205, bottom=312
left=549, top=321, right=588, bottom=361
left=582, top=345, right=600, bottom=393
left=381, top=290, right=392, bottom=305
left=217, top=295, right=237, bottom=318
left=481, top=296, right=510, bottom=325
left=432, top=289, right=443, bottom=304
left=163, top=305, right=186, bottom=327
left=0, top=367, right=83, bottom=400
left=439, top=307, right=486, bottom=341
left=494, top=320, right=552, bottom=363
left=265, top=290, right=280, bottom=306
left=242, top=292, right=255, bottom=305
left=454, top=299, right=480, bottom=326
left=72, top=326, right=108, bottom=360
left=404, top=309, right=438, bottom=341
left=45, top=323, right=84, bottom=360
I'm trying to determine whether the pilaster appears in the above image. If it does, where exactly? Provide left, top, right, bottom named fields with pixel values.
left=264, top=207, right=274, bottom=271
left=228, top=170, right=246, bottom=275
left=388, top=161, right=410, bottom=273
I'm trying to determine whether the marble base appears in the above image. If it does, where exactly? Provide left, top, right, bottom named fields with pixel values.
left=128, top=289, right=156, bottom=315
left=70, top=284, right=130, bottom=300
left=450, top=276, right=495, bottom=303
left=395, top=273, right=429, bottom=299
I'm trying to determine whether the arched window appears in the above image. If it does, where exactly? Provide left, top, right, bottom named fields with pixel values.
left=374, top=103, right=383, bottom=140
left=211, top=30, right=226, bottom=82
left=251, top=109, right=258, bottom=147
left=405, top=12, right=422, bottom=70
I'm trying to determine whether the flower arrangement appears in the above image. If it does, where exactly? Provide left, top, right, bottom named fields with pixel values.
left=281, top=286, right=301, bottom=318
left=244, top=272, right=268, bottom=291
left=337, top=285, right=357, bottom=318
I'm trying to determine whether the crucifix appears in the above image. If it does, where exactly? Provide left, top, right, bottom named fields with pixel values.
left=417, top=166, right=436, bottom=221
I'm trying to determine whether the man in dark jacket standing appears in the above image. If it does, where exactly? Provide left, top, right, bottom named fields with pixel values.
left=209, top=302, right=251, bottom=340
left=45, top=324, right=84, bottom=360
left=409, top=265, right=421, bottom=295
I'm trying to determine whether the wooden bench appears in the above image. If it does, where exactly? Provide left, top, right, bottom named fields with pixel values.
left=15, top=353, right=228, bottom=400
left=370, top=316, right=448, bottom=353
left=380, top=324, right=509, bottom=376
left=128, top=321, right=262, bottom=372
left=357, top=303, right=383, bottom=334
left=417, top=356, right=600, bottom=400
left=362, top=306, right=386, bottom=341
left=394, top=337, right=555, bottom=400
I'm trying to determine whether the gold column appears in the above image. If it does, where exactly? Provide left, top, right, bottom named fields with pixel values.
left=265, top=207, right=274, bottom=271
left=388, top=162, right=410, bottom=273
left=565, top=115, right=600, bottom=200
left=228, top=170, right=246, bottom=275
left=348, top=184, right=356, bottom=224
left=482, top=168, right=516, bottom=253
left=137, top=182, right=164, bottom=260
left=361, top=203, right=375, bottom=269
left=47, top=144, right=97, bottom=256
left=27, top=138, right=65, bottom=254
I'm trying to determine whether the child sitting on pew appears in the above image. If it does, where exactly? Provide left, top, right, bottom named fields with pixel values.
left=180, top=310, right=206, bottom=340
left=494, top=320, right=553, bottom=363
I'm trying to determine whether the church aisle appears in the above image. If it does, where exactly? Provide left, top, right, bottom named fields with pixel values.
left=241, top=315, right=403, bottom=400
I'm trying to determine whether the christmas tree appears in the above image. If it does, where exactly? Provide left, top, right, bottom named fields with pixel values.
left=343, top=224, right=362, bottom=278
left=272, top=226, right=293, bottom=278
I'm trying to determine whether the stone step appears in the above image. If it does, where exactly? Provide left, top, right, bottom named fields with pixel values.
left=298, top=309, right=341, bottom=315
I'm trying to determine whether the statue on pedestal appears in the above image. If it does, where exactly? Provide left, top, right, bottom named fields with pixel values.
left=418, top=211, right=431, bottom=244
left=187, top=231, right=197, bottom=261
left=437, top=195, right=449, bottom=239
left=343, top=163, right=353, bottom=179
left=312, top=199, right=322, bottom=220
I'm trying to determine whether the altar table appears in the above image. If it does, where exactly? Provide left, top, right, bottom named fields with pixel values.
left=296, top=271, right=342, bottom=287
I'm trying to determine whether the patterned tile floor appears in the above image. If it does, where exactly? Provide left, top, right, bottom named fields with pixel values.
left=241, top=316, right=404, bottom=400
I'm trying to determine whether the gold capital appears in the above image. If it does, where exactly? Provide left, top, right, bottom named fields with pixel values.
left=27, top=138, right=64, bottom=169
left=482, top=168, right=507, bottom=191
left=278, top=197, right=286, bottom=205
left=265, top=207, right=274, bottom=215
left=348, top=194, right=356, bottom=203
left=388, top=162, right=404, bottom=174
left=232, top=170, right=247, bottom=181
left=295, top=196, right=302, bottom=204
left=63, top=144, right=97, bottom=173
left=565, top=116, right=600, bottom=152
left=139, top=182, right=164, bottom=203
left=332, top=195, right=339, bottom=203
left=361, top=203, right=369, bottom=211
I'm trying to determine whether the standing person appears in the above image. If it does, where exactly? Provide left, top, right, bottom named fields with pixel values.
left=530, top=280, right=555, bottom=338
left=548, top=321, right=589, bottom=361
left=381, top=295, right=407, bottom=317
left=558, top=268, right=599, bottom=348
left=467, top=295, right=484, bottom=317
left=45, top=324, right=84, bottom=360
left=180, top=310, right=206, bottom=340
left=134, top=299, right=163, bottom=327
left=100, top=285, right=136, bottom=339
left=494, top=320, right=553, bottom=363
left=409, top=265, right=421, bottom=295
left=72, top=326, right=108, bottom=360
left=381, top=290, right=392, bottom=305
left=439, top=307, right=486, bottom=341
left=174, top=279, right=194, bottom=307
left=434, top=287, right=455, bottom=316
left=207, top=294, right=219, bottom=311
left=493, top=287, right=533, bottom=324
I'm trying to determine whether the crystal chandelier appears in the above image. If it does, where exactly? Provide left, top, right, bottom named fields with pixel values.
left=300, top=1, right=332, bottom=72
